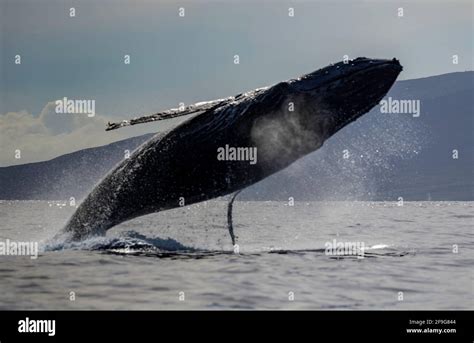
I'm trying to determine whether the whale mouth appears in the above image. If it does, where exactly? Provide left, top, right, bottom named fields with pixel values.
left=311, top=58, right=403, bottom=135
left=287, top=58, right=402, bottom=139
left=292, top=57, right=402, bottom=92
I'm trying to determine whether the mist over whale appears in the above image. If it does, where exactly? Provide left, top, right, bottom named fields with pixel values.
left=58, top=57, right=403, bottom=242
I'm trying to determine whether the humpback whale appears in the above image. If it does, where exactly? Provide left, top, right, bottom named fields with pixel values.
left=59, top=57, right=402, bottom=242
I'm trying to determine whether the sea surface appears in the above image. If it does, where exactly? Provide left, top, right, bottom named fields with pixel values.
left=0, top=200, right=472, bottom=310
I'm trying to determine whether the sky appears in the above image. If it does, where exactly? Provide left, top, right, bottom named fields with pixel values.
left=0, top=0, right=472, bottom=166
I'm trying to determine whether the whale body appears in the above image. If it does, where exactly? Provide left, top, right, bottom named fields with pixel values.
left=60, top=57, right=402, bottom=241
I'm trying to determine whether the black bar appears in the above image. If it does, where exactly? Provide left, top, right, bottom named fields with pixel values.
left=0, top=311, right=471, bottom=341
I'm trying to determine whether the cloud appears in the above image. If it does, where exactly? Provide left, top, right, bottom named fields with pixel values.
left=0, top=102, right=172, bottom=167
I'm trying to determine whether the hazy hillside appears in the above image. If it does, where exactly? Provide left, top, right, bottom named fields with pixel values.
left=0, top=71, right=472, bottom=201
left=0, top=134, right=153, bottom=200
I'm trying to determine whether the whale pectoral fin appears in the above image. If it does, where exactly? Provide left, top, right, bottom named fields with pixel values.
left=227, top=189, right=242, bottom=247
left=105, top=98, right=231, bottom=131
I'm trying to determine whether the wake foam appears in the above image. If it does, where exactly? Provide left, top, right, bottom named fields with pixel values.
left=43, top=231, right=197, bottom=254
left=43, top=232, right=412, bottom=259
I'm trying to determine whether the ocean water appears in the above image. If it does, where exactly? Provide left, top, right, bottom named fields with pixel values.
left=0, top=200, right=472, bottom=310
